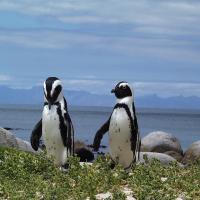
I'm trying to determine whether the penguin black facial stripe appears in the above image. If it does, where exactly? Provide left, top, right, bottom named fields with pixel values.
left=44, top=77, right=62, bottom=104
left=44, top=77, right=58, bottom=99
left=51, top=80, right=62, bottom=96
left=52, top=85, right=62, bottom=103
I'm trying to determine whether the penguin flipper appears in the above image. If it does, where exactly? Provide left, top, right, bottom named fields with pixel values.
left=132, top=102, right=141, bottom=161
left=93, top=118, right=110, bottom=151
left=63, top=97, right=74, bottom=155
left=30, top=119, right=42, bottom=151
left=65, top=112, right=75, bottom=154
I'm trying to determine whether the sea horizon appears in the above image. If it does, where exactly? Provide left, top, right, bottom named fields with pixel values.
left=1, top=104, right=200, bottom=152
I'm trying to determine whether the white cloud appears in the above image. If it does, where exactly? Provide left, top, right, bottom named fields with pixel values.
left=62, top=79, right=108, bottom=94
left=62, top=80, right=200, bottom=97
left=0, top=74, right=11, bottom=81
left=34, top=78, right=109, bottom=94
left=64, top=79, right=105, bottom=86
left=0, top=0, right=200, bottom=64
left=36, top=78, right=200, bottom=97
left=2, top=75, right=200, bottom=97
left=0, top=30, right=97, bottom=49
left=0, top=29, right=199, bottom=63
left=132, top=82, right=200, bottom=97
left=1, top=0, right=200, bottom=33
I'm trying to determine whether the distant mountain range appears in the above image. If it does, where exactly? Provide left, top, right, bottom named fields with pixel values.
left=0, top=86, right=200, bottom=109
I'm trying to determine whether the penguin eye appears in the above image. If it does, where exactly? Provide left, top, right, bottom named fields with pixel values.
left=121, top=85, right=126, bottom=89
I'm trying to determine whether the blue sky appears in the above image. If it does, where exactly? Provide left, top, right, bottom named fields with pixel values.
left=0, top=0, right=200, bottom=97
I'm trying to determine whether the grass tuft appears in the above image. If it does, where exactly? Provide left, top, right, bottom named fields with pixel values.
left=0, top=147, right=200, bottom=199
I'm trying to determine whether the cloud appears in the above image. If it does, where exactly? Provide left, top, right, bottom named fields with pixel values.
left=0, top=1, right=200, bottom=27
left=0, top=74, right=11, bottom=81
left=0, top=29, right=105, bottom=49
left=61, top=79, right=200, bottom=97
left=1, top=75, right=200, bottom=97
left=1, top=0, right=200, bottom=37
left=35, top=78, right=200, bottom=97
left=0, top=1, right=200, bottom=64
left=133, top=81, right=200, bottom=97
left=0, top=28, right=199, bottom=64
left=62, top=79, right=108, bottom=94
left=0, top=0, right=200, bottom=91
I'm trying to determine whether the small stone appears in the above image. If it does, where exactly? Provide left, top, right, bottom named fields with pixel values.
left=176, top=193, right=186, bottom=200
left=122, top=186, right=136, bottom=200
left=161, top=177, right=168, bottom=182
left=95, top=192, right=112, bottom=200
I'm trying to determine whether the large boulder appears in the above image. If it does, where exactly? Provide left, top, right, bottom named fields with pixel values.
left=141, top=131, right=183, bottom=155
left=138, top=152, right=183, bottom=166
left=182, top=141, right=200, bottom=164
left=0, top=127, right=37, bottom=153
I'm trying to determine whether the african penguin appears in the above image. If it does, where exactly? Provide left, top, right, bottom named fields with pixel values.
left=93, top=81, right=141, bottom=170
left=30, top=77, right=74, bottom=167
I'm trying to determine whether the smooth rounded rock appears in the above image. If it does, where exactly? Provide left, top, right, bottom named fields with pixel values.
left=141, top=131, right=183, bottom=154
left=0, top=127, right=37, bottom=153
left=182, top=140, right=200, bottom=164
left=138, top=152, right=183, bottom=166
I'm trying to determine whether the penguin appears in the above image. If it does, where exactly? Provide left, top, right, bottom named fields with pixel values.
left=93, top=81, right=141, bottom=170
left=30, top=77, right=74, bottom=168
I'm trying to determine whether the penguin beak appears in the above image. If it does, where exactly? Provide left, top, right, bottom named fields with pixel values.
left=48, top=103, right=51, bottom=110
left=111, top=89, right=115, bottom=94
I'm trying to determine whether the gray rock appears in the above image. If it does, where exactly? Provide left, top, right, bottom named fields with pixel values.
left=0, top=127, right=37, bottom=153
left=182, top=140, right=200, bottom=164
left=138, top=152, right=183, bottom=166
left=141, top=131, right=183, bottom=155
left=74, top=140, right=94, bottom=162
left=164, top=151, right=183, bottom=162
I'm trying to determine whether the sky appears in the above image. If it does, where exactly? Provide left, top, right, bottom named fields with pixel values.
left=0, top=0, right=200, bottom=97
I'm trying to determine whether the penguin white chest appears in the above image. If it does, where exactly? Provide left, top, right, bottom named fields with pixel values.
left=109, top=108, right=133, bottom=168
left=42, top=106, right=67, bottom=166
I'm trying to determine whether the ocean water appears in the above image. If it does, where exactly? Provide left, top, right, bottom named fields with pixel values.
left=0, top=104, right=200, bottom=151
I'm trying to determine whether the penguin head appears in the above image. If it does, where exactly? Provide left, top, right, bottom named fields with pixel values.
left=44, top=77, right=63, bottom=109
left=111, top=81, right=133, bottom=99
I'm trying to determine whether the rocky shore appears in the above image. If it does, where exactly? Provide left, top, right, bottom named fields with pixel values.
left=1, top=127, right=199, bottom=165
left=140, top=131, right=200, bottom=165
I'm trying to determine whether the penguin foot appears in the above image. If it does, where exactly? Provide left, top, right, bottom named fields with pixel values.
left=108, top=161, right=116, bottom=169
left=60, top=163, right=69, bottom=172
left=62, top=162, right=69, bottom=169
